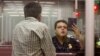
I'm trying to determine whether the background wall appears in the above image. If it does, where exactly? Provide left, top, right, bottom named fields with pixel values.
left=0, top=0, right=85, bottom=44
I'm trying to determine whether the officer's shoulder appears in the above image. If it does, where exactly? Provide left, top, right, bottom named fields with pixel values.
left=67, top=35, right=79, bottom=42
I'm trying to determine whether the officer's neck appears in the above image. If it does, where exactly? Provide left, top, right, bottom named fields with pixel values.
left=57, top=36, right=66, bottom=45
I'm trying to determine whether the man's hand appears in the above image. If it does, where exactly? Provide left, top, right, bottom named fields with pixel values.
left=71, top=24, right=84, bottom=50
left=72, top=24, right=81, bottom=37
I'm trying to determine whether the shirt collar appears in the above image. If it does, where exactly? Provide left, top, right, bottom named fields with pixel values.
left=53, top=36, right=63, bottom=46
left=25, top=17, right=39, bottom=22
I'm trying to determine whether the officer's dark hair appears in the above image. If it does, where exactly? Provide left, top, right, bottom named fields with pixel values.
left=54, top=20, right=68, bottom=29
left=24, top=2, right=42, bottom=19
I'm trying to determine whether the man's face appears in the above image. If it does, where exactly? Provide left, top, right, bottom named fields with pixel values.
left=55, top=22, right=67, bottom=37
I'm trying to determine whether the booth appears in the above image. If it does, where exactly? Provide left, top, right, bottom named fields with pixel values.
left=56, top=53, right=76, bottom=56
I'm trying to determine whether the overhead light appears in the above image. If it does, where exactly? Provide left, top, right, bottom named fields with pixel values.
left=40, top=2, right=55, bottom=4
left=3, top=9, right=14, bottom=10
left=43, top=5, right=53, bottom=7
left=8, top=12, right=16, bottom=13
left=18, top=12, right=24, bottom=14
left=42, top=12, right=49, bottom=14
left=42, top=15, right=48, bottom=17
left=10, top=15, right=19, bottom=16
left=8, top=12, right=24, bottom=14
left=14, top=3, right=23, bottom=5
left=17, top=9, right=23, bottom=10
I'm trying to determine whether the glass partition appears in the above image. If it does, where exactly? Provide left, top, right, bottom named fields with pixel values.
left=0, top=0, right=85, bottom=56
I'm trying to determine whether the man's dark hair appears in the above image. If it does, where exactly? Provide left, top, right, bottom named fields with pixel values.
left=24, top=2, right=42, bottom=18
left=54, top=20, right=68, bottom=29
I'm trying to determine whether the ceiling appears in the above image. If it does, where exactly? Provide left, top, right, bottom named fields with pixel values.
left=1, top=0, right=85, bottom=1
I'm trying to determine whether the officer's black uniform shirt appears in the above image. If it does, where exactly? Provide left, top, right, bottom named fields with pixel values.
left=52, top=36, right=80, bottom=53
